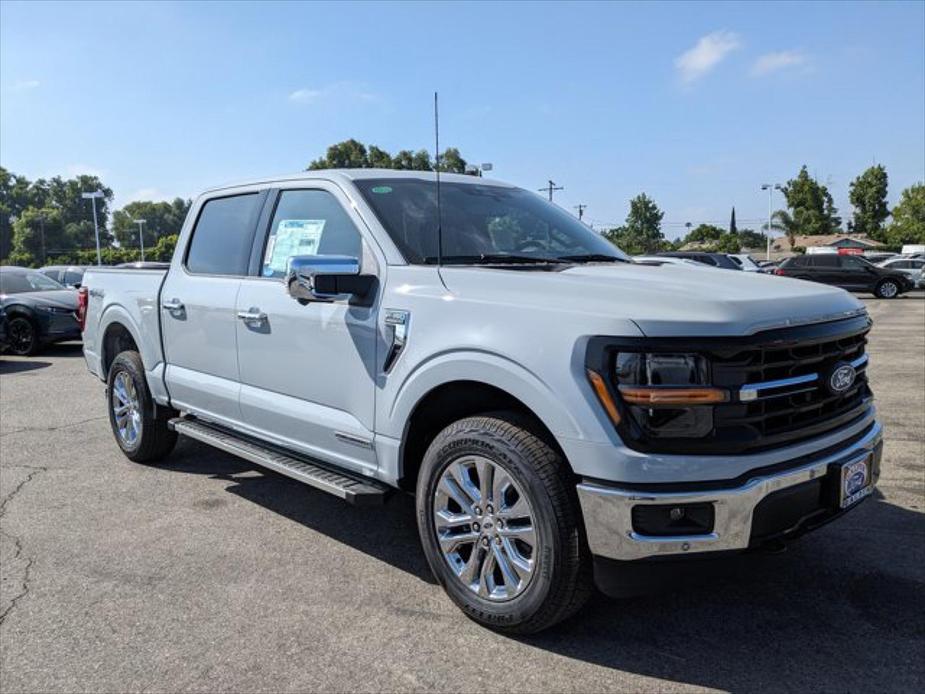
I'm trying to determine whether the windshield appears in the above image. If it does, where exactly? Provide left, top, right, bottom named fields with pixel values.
left=0, top=270, right=65, bottom=294
left=355, top=178, right=628, bottom=265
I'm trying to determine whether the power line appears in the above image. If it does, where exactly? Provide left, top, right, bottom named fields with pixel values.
left=538, top=180, right=563, bottom=202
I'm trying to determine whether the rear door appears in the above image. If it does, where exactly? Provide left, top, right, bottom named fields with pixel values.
left=161, top=190, right=267, bottom=424
left=808, top=254, right=839, bottom=284
left=838, top=255, right=875, bottom=290
left=233, top=183, right=381, bottom=475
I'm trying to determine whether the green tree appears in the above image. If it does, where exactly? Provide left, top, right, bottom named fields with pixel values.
left=0, top=167, right=38, bottom=260
left=848, top=165, right=890, bottom=239
left=713, top=233, right=741, bottom=253
left=602, top=193, right=666, bottom=255
left=111, top=198, right=191, bottom=248
left=766, top=209, right=802, bottom=250
left=729, top=206, right=737, bottom=234
left=10, top=206, right=69, bottom=266
left=683, top=223, right=724, bottom=244
left=736, top=228, right=767, bottom=249
left=151, top=234, right=179, bottom=261
left=884, top=182, right=925, bottom=247
left=778, top=165, right=841, bottom=235
left=306, top=139, right=473, bottom=173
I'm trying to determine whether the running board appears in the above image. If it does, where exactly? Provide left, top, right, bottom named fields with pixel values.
left=168, top=417, right=388, bottom=506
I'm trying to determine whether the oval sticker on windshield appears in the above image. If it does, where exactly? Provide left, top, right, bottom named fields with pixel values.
left=371, top=186, right=392, bottom=194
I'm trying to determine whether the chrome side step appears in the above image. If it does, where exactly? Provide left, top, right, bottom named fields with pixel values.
left=168, top=417, right=388, bottom=506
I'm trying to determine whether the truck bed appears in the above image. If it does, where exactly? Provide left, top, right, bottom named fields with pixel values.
left=81, top=266, right=169, bottom=385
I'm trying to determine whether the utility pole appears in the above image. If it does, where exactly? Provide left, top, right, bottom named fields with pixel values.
left=760, top=183, right=783, bottom=262
left=574, top=204, right=587, bottom=221
left=81, top=190, right=104, bottom=266
left=134, top=219, right=147, bottom=261
left=538, top=180, right=563, bottom=202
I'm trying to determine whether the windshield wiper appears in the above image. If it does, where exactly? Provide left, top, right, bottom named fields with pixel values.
left=429, top=254, right=570, bottom=266
left=556, top=254, right=628, bottom=263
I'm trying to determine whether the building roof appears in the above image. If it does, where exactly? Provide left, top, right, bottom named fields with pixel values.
left=769, top=234, right=885, bottom=251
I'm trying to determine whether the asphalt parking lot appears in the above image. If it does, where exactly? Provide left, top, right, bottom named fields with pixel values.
left=1, top=295, right=923, bottom=693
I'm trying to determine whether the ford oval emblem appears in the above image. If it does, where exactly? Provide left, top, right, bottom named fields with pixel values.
left=828, top=363, right=857, bottom=395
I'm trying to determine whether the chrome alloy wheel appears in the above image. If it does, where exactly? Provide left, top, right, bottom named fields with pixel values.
left=433, top=456, right=537, bottom=601
left=111, top=371, right=142, bottom=447
left=879, top=281, right=898, bottom=298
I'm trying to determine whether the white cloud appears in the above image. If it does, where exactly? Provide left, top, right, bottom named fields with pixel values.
left=124, top=188, right=169, bottom=202
left=675, top=31, right=742, bottom=85
left=289, top=88, right=323, bottom=103
left=13, top=79, right=40, bottom=90
left=288, top=82, right=380, bottom=106
left=750, top=50, right=808, bottom=77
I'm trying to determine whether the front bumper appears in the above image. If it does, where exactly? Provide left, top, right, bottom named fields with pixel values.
left=576, top=420, right=882, bottom=561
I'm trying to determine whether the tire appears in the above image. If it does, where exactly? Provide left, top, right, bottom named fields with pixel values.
left=7, top=316, right=38, bottom=356
left=875, top=279, right=900, bottom=299
left=416, top=414, right=591, bottom=634
left=107, top=350, right=178, bottom=462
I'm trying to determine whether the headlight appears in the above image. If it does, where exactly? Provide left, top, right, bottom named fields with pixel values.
left=587, top=351, right=727, bottom=439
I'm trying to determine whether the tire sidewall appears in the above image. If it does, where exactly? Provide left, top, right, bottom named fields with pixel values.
left=416, top=426, right=564, bottom=630
left=8, top=316, right=37, bottom=356
left=107, top=352, right=151, bottom=456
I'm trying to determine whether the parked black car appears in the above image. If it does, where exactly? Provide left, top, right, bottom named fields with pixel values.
left=39, top=264, right=88, bottom=288
left=774, top=253, right=914, bottom=298
left=655, top=251, right=742, bottom=270
left=0, top=267, right=81, bottom=355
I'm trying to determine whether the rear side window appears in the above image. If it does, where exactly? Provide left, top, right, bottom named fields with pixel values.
left=812, top=255, right=838, bottom=267
left=64, top=270, right=83, bottom=285
left=186, top=194, right=261, bottom=275
left=693, top=256, right=718, bottom=266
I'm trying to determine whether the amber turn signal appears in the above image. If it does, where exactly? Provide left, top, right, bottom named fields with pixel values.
left=618, top=386, right=728, bottom=405
left=587, top=369, right=622, bottom=425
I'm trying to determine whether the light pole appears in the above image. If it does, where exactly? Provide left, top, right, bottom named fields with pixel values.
left=81, top=190, right=105, bottom=265
left=760, top=183, right=783, bottom=261
left=134, top=219, right=146, bottom=261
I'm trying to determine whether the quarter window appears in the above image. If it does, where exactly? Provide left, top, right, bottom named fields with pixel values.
left=186, top=193, right=262, bottom=276
left=260, top=190, right=361, bottom=278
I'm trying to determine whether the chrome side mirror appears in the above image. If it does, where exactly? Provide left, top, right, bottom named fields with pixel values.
left=286, top=255, right=361, bottom=302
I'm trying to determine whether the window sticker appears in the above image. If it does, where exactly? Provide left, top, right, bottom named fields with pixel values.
left=371, top=186, right=392, bottom=194
left=265, top=219, right=326, bottom=274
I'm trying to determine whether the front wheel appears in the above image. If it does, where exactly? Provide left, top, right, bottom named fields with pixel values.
left=107, top=351, right=178, bottom=462
left=875, top=279, right=900, bottom=299
left=416, top=414, right=591, bottom=634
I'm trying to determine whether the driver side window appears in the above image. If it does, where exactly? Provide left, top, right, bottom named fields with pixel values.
left=261, top=189, right=362, bottom=278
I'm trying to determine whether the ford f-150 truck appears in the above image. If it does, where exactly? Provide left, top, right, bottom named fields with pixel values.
left=81, top=170, right=882, bottom=633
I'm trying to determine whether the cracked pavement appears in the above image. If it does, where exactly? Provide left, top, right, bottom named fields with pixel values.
left=0, top=296, right=923, bottom=693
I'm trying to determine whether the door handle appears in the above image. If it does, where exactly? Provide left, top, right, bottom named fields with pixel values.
left=162, top=298, right=185, bottom=313
left=237, top=309, right=268, bottom=324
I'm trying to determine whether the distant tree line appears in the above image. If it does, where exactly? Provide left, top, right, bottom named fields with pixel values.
left=600, top=163, right=924, bottom=256
left=0, top=166, right=190, bottom=268
left=307, top=138, right=475, bottom=174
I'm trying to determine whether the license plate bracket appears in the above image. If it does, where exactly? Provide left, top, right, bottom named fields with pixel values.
left=837, top=455, right=873, bottom=509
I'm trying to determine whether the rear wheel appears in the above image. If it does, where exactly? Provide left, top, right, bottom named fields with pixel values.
left=416, top=414, right=591, bottom=634
left=875, top=279, right=900, bottom=299
left=107, top=351, right=178, bottom=462
left=7, top=316, right=38, bottom=356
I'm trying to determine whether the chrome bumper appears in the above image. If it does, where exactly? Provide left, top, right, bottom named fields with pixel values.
left=577, top=421, right=882, bottom=561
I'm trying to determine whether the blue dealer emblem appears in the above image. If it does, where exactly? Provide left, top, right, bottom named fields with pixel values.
left=827, top=363, right=856, bottom=395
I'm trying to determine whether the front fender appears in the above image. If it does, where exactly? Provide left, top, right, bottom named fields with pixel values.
left=383, top=348, right=586, bottom=442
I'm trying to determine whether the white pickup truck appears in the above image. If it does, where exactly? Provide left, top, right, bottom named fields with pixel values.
left=81, top=170, right=882, bottom=633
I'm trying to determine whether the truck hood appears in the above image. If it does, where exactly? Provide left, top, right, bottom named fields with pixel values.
left=439, top=263, right=865, bottom=337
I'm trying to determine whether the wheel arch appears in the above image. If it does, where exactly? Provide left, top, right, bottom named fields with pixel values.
left=396, top=379, right=575, bottom=493
left=99, top=318, right=141, bottom=377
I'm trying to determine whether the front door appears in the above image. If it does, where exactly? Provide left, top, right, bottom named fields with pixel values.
left=234, top=184, right=380, bottom=476
left=161, top=191, right=266, bottom=423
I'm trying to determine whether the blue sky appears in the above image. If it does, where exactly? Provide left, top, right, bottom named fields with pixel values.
left=2, top=0, right=923, bottom=239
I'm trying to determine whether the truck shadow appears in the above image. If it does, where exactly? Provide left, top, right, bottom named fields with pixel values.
left=160, top=438, right=435, bottom=584
left=514, top=496, right=925, bottom=691
left=156, top=439, right=924, bottom=690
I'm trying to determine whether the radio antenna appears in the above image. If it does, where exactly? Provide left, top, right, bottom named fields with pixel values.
left=434, top=91, right=443, bottom=267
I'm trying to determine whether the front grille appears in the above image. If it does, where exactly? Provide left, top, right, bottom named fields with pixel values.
left=586, top=314, right=874, bottom=455
left=710, top=322, right=871, bottom=451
